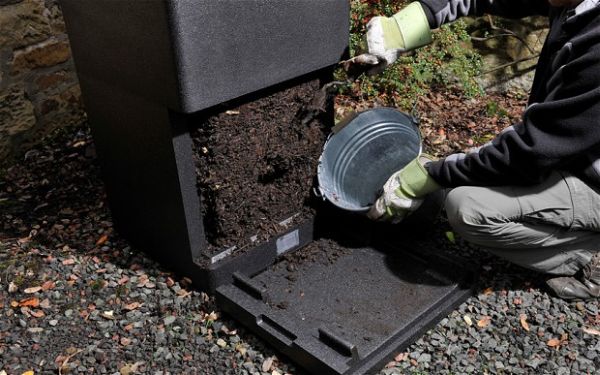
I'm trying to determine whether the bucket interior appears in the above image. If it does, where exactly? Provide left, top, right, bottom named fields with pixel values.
left=318, top=109, right=421, bottom=211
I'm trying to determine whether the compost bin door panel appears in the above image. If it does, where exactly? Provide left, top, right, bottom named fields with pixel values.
left=216, top=237, right=472, bottom=375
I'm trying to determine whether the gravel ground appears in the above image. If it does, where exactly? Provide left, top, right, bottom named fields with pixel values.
left=0, top=126, right=599, bottom=374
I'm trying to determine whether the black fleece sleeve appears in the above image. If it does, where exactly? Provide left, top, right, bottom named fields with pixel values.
left=418, top=0, right=550, bottom=28
left=426, top=39, right=600, bottom=187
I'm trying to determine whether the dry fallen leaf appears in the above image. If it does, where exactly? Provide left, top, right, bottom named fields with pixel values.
left=236, top=344, right=247, bottom=356
left=561, top=333, right=569, bottom=342
left=123, top=302, right=142, bottom=311
left=583, top=327, right=600, bottom=336
left=119, top=362, right=138, bottom=375
left=24, top=286, right=42, bottom=294
left=547, top=338, right=561, bottom=347
left=72, top=140, right=87, bottom=148
left=62, top=258, right=75, bottom=265
left=57, top=348, right=83, bottom=375
left=30, top=309, right=45, bottom=318
left=463, top=314, right=473, bottom=326
left=482, top=287, right=493, bottom=296
left=477, top=316, right=492, bottom=328
left=96, top=234, right=109, bottom=246
left=520, top=314, right=530, bottom=331
left=19, top=297, right=40, bottom=308
left=21, top=371, right=34, bottom=375
left=41, top=281, right=55, bottom=291
left=206, top=311, right=218, bottom=322
left=39, top=298, right=51, bottom=309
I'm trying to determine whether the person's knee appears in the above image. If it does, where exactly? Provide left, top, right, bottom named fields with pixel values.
left=446, top=187, right=483, bottom=228
left=445, top=186, right=505, bottom=244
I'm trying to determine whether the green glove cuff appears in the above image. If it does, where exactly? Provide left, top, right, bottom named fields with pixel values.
left=391, top=2, right=432, bottom=51
left=396, top=154, right=440, bottom=198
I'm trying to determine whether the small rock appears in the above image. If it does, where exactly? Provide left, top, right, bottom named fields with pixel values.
left=262, top=356, right=274, bottom=372
left=527, top=358, right=540, bottom=369
left=243, top=362, right=255, bottom=372
left=8, top=281, right=18, bottom=293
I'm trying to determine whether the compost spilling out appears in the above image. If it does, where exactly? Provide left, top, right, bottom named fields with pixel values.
left=191, top=77, right=332, bottom=255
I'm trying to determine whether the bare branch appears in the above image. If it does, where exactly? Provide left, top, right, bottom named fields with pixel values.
left=480, top=54, right=540, bottom=75
left=470, top=15, right=537, bottom=55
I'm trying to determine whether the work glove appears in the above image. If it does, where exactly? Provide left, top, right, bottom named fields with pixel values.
left=343, top=2, right=432, bottom=77
left=367, top=154, right=440, bottom=223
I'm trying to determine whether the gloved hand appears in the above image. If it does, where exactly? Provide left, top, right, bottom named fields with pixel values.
left=367, top=154, right=440, bottom=223
left=343, top=2, right=432, bottom=77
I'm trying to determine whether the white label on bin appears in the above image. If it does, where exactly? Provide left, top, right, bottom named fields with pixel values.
left=210, top=246, right=236, bottom=264
left=276, top=230, right=299, bottom=255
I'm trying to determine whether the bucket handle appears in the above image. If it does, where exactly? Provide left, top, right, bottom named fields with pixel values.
left=331, top=111, right=360, bottom=134
left=313, top=187, right=324, bottom=199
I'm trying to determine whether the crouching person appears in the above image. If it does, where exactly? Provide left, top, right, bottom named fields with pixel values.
left=355, top=0, right=600, bottom=300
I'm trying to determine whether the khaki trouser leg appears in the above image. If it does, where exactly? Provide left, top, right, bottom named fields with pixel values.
left=445, top=171, right=600, bottom=276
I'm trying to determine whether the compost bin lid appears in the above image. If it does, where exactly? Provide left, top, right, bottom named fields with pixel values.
left=216, top=219, right=473, bottom=375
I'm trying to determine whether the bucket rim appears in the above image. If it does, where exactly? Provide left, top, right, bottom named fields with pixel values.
left=316, top=107, right=421, bottom=213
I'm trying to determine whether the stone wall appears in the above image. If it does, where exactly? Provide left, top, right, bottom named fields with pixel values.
left=472, top=16, right=549, bottom=93
left=0, top=0, right=84, bottom=164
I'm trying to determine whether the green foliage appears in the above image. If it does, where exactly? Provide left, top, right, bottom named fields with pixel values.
left=485, top=100, right=509, bottom=118
left=342, top=0, right=483, bottom=109
left=115, top=284, right=128, bottom=298
left=90, top=279, right=104, bottom=291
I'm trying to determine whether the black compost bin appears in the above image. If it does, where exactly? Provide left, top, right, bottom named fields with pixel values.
left=60, top=0, right=350, bottom=291
left=61, top=2, right=472, bottom=374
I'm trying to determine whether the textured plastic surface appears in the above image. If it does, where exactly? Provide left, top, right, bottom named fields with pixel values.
left=76, top=71, right=332, bottom=293
left=318, top=108, right=421, bottom=212
left=217, top=226, right=473, bottom=375
left=60, top=0, right=349, bottom=113
left=200, top=219, right=316, bottom=292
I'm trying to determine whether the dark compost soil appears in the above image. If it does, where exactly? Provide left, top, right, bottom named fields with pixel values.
left=190, top=75, right=333, bottom=255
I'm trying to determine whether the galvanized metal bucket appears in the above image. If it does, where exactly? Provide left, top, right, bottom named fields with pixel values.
left=317, top=108, right=421, bottom=212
